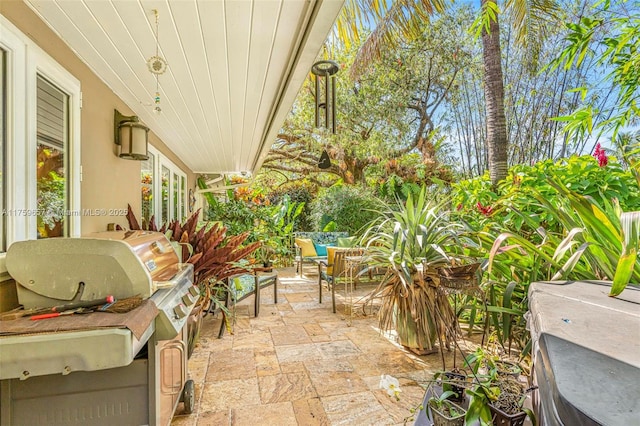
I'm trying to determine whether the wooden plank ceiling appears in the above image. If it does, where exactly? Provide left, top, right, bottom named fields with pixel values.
left=25, top=0, right=343, bottom=175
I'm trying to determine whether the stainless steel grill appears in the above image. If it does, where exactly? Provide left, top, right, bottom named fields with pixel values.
left=0, top=231, right=199, bottom=426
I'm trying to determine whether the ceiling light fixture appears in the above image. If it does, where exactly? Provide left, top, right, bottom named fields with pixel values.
left=146, top=9, right=167, bottom=114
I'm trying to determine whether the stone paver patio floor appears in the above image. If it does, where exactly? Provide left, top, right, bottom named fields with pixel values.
left=171, top=267, right=470, bottom=426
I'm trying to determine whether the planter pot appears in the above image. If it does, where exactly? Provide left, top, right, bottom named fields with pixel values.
left=495, top=360, right=522, bottom=378
left=438, top=263, right=481, bottom=291
left=395, top=308, right=437, bottom=355
left=442, top=371, right=466, bottom=401
left=428, top=400, right=465, bottom=426
left=489, top=404, right=527, bottom=426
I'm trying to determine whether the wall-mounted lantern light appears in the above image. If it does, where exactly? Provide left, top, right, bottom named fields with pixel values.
left=114, top=109, right=150, bottom=160
left=311, top=60, right=339, bottom=134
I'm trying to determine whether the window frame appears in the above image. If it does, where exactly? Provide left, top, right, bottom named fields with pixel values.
left=145, top=145, right=187, bottom=225
left=0, top=15, right=81, bottom=276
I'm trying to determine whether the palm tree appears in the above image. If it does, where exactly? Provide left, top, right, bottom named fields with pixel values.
left=336, top=0, right=557, bottom=186
left=480, top=0, right=508, bottom=185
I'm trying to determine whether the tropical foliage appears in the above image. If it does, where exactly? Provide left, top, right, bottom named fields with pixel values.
left=551, top=0, right=639, bottom=141
left=454, top=155, right=640, bottom=353
left=260, top=6, right=467, bottom=188
left=310, top=184, right=382, bottom=234
left=362, top=187, right=462, bottom=353
left=199, top=180, right=308, bottom=267
left=453, top=154, right=640, bottom=236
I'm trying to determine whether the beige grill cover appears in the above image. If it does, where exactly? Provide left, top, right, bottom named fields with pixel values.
left=6, top=231, right=179, bottom=309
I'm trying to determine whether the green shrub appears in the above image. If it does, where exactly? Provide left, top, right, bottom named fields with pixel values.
left=266, top=183, right=314, bottom=232
left=452, top=155, right=640, bottom=237
left=454, top=155, right=640, bottom=354
left=310, top=184, right=382, bottom=235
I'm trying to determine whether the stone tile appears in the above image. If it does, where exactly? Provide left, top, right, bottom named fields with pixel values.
left=232, top=330, right=273, bottom=351
left=170, top=414, right=197, bottom=426
left=348, top=355, right=384, bottom=376
left=187, top=351, right=210, bottom=385
left=304, top=323, right=330, bottom=339
left=176, top=268, right=457, bottom=426
left=254, top=349, right=281, bottom=377
left=307, top=369, right=369, bottom=397
left=206, top=349, right=255, bottom=381
left=321, top=391, right=393, bottom=425
left=345, top=329, right=399, bottom=353
left=270, top=324, right=312, bottom=345
left=233, top=402, right=297, bottom=426
left=282, top=314, right=323, bottom=326
left=399, top=368, right=441, bottom=384
left=289, top=301, right=327, bottom=310
left=368, top=350, right=420, bottom=374
left=249, top=313, right=286, bottom=330
left=258, top=371, right=317, bottom=403
left=232, top=304, right=252, bottom=315
left=316, top=340, right=361, bottom=358
left=256, top=303, right=280, bottom=315
left=304, top=358, right=354, bottom=374
left=280, top=361, right=306, bottom=373
left=309, top=333, right=333, bottom=343
left=317, top=321, right=362, bottom=340
left=250, top=322, right=278, bottom=334
left=276, top=302, right=294, bottom=312
left=278, top=287, right=312, bottom=294
left=194, top=410, right=231, bottom=425
left=199, top=378, right=260, bottom=412
left=200, top=328, right=233, bottom=351
left=258, top=289, right=278, bottom=304
left=363, top=374, right=384, bottom=391
left=198, top=316, right=223, bottom=340
left=275, top=343, right=321, bottom=363
left=228, top=317, right=252, bottom=336
left=284, top=292, right=316, bottom=303
left=292, top=397, right=330, bottom=425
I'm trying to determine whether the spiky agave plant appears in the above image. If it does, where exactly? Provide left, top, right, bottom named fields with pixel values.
left=362, top=187, right=462, bottom=354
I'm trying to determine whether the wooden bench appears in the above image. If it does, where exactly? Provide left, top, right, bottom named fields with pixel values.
left=209, top=270, right=278, bottom=338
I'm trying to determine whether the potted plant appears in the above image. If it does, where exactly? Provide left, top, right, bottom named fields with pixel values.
left=427, top=390, right=466, bottom=426
left=464, top=348, right=536, bottom=426
left=487, top=376, right=532, bottom=426
left=362, top=187, right=462, bottom=354
left=253, top=244, right=276, bottom=271
left=435, top=370, right=468, bottom=402
left=494, top=360, right=522, bottom=378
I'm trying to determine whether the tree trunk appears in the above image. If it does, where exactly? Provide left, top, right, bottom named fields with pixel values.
left=481, top=0, right=509, bottom=186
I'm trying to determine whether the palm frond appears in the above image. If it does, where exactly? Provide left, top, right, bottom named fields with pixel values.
left=335, top=0, right=445, bottom=80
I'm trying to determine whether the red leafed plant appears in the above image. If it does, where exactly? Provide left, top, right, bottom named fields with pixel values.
left=126, top=205, right=262, bottom=348
left=126, top=204, right=261, bottom=285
